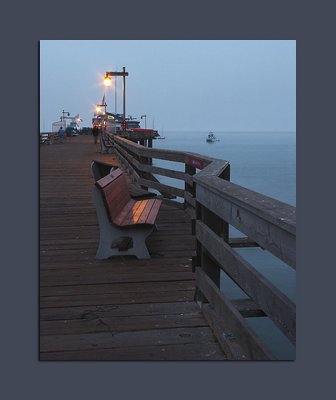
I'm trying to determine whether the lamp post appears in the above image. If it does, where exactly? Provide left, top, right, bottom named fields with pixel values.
left=96, top=100, right=107, bottom=134
left=61, top=110, right=70, bottom=128
left=141, top=114, right=147, bottom=129
left=96, top=98, right=107, bottom=115
left=104, top=67, right=128, bottom=120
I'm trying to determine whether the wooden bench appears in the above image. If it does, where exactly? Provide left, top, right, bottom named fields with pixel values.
left=100, top=134, right=113, bottom=153
left=91, top=159, right=118, bottom=182
left=91, top=160, right=157, bottom=200
left=93, top=168, right=162, bottom=259
left=45, top=132, right=60, bottom=144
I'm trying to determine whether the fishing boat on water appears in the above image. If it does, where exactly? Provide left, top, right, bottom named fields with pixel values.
left=206, top=132, right=219, bottom=142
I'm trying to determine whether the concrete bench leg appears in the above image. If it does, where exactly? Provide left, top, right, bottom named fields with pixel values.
left=93, top=187, right=154, bottom=260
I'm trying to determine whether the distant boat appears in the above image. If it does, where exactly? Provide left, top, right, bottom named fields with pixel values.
left=206, top=132, right=219, bottom=143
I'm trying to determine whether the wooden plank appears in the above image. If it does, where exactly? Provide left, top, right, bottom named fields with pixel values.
left=195, top=178, right=296, bottom=269
left=137, top=199, right=156, bottom=224
left=192, top=159, right=229, bottom=177
left=196, top=220, right=296, bottom=344
left=185, top=156, right=207, bottom=170
left=185, top=173, right=193, bottom=187
left=202, top=304, right=251, bottom=360
left=114, top=142, right=141, bottom=170
left=185, top=151, right=218, bottom=165
left=40, top=290, right=196, bottom=309
left=156, top=196, right=184, bottom=209
left=115, top=136, right=187, bottom=163
left=40, top=262, right=193, bottom=275
left=40, top=270, right=195, bottom=287
left=40, top=301, right=199, bottom=321
left=40, top=281, right=195, bottom=297
left=112, top=199, right=137, bottom=225
left=138, top=177, right=185, bottom=198
left=195, top=267, right=276, bottom=360
left=132, top=199, right=150, bottom=224
left=103, top=178, right=132, bottom=220
left=229, top=237, right=259, bottom=248
left=128, top=183, right=155, bottom=199
left=231, top=299, right=266, bottom=318
left=185, top=206, right=196, bottom=219
left=95, top=168, right=123, bottom=188
left=114, top=148, right=140, bottom=181
left=144, top=164, right=187, bottom=181
left=100, top=173, right=128, bottom=198
left=40, top=312, right=208, bottom=335
left=115, top=143, right=188, bottom=182
left=144, top=199, right=162, bottom=225
left=40, top=326, right=218, bottom=353
left=40, top=342, right=227, bottom=361
left=120, top=199, right=145, bottom=225
left=184, top=191, right=196, bottom=208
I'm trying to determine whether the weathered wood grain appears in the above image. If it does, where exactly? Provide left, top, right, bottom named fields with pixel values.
left=195, top=267, right=276, bottom=360
left=40, top=135, right=225, bottom=360
left=196, top=220, right=296, bottom=344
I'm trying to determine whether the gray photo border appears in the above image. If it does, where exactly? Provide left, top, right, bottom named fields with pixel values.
left=2, top=0, right=334, bottom=398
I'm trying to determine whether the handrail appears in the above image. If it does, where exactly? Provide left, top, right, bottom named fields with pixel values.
left=112, top=135, right=221, bottom=211
left=110, top=134, right=296, bottom=360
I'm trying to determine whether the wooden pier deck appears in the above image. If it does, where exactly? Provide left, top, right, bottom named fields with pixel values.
left=40, top=135, right=226, bottom=360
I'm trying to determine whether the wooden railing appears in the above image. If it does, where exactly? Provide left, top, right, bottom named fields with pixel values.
left=110, top=134, right=296, bottom=360
left=111, top=135, right=218, bottom=215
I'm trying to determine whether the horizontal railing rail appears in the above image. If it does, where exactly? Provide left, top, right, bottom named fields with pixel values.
left=110, top=134, right=296, bottom=360
left=112, top=135, right=219, bottom=213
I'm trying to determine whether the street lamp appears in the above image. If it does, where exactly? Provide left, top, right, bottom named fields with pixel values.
left=104, top=67, right=128, bottom=120
left=60, top=110, right=70, bottom=128
left=103, top=76, right=112, bottom=87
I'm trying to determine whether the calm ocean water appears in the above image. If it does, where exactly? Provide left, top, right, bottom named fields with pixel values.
left=154, top=130, right=296, bottom=205
left=153, top=131, right=296, bottom=359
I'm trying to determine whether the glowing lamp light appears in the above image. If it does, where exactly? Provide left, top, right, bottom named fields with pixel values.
left=96, top=106, right=101, bottom=113
left=104, top=76, right=112, bottom=87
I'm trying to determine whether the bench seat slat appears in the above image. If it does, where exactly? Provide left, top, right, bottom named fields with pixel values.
left=137, top=199, right=156, bottom=224
left=113, top=199, right=161, bottom=227
left=130, top=199, right=150, bottom=224
left=113, top=199, right=137, bottom=226
left=144, top=199, right=162, bottom=225
left=118, top=200, right=145, bottom=226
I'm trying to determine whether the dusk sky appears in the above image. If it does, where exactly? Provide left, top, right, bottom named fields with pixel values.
left=40, top=40, right=296, bottom=132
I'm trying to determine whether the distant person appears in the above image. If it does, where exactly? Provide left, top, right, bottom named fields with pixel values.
left=58, top=126, right=64, bottom=143
left=92, top=125, right=99, bottom=144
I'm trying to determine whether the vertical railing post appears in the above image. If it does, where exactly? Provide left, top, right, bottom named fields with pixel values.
left=184, top=163, right=196, bottom=210
left=193, top=164, right=230, bottom=304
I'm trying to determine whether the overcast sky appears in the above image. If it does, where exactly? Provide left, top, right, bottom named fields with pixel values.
left=40, top=40, right=295, bottom=132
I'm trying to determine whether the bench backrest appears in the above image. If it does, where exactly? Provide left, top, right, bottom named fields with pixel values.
left=91, top=159, right=118, bottom=182
left=95, top=169, right=132, bottom=222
